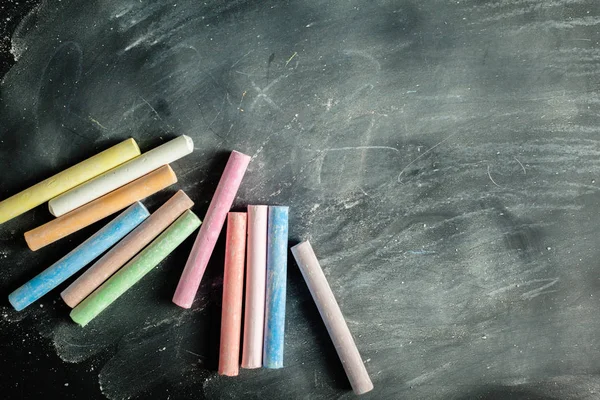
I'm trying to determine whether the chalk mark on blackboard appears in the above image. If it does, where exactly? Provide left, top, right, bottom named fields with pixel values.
left=207, top=94, right=226, bottom=128
left=113, top=5, right=133, bottom=19
left=313, top=146, right=399, bottom=153
left=487, top=278, right=559, bottom=299
left=397, top=132, right=459, bottom=183
left=124, top=35, right=151, bottom=52
left=249, top=75, right=287, bottom=111
left=140, top=96, right=174, bottom=130
left=515, top=157, right=526, bottom=174
left=57, top=338, right=98, bottom=348
left=487, top=165, right=501, bottom=187
left=346, top=84, right=374, bottom=105
left=405, top=362, right=453, bottom=387
left=237, top=91, right=247, bottom=112
left=185, top=349, right=202, bottom=358
left=521, top=278, right=559, bottom=300
left=88, top=116, right=107, bottom=130
left=231, top=50, right=254, bottom=68
left=140, top=97, right=162, bottom=121
left=343, top=49, right=381, bottom=72
left=285, top=52, right=298, bottom=67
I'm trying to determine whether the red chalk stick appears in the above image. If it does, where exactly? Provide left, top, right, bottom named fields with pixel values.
left=218, top=212, right=247, bottom=376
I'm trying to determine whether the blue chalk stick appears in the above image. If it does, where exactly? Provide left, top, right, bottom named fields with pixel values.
left=8, top=202, right=150, bottom=311
left=263, top=206, right=289, bottom=368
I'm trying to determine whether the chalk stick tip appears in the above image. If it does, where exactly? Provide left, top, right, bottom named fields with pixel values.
left=125, top=137, right=141, bottom=154
left=263, top=362, right=284, bottom=369
left=248, top=204, right=268, bottom=211
left=228, top=211, right=247, bottom=219
left=48, top=201, right=58, bottom=217
left=180, top=135, right=194, bottom=152
left=230, top=150, right=251, bottom=161
left=131, top=200, right=150, bottom=216
left=240, top=362, right=262, bottom=369
left=218, top=369, right=240, bottom=377
left=269, top=205, right=289, bottom=214
left=69, top=311, right=87, bottom=327
left=353, top=381, right=374, bottom=395
left=291, top=240, right=311, bottom=252
left=8, top=292, right=24, bottom=311
left=161, top=164, right=178, bottom=183
left=181, top=209, right=201, bottom=226
left=23, top=231, right=40, bottom=252
left=59, top=291, right=76, bottom=309
left=172, top=297, right=193, bottom=309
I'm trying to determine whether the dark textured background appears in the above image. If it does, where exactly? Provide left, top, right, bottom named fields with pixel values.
left=2, top=1, right=600, bottom=399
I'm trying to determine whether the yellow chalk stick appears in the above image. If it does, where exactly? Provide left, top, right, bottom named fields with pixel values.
left=0, top=138, right=141, bottom=224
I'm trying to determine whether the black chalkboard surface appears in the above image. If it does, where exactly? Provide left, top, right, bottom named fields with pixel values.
left=2, top=1, right=600, bottom=399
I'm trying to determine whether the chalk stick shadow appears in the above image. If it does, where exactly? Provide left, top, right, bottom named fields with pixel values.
left=153, top=216, right=226, bottom=373
left=287, top=239, right=352, bottom=391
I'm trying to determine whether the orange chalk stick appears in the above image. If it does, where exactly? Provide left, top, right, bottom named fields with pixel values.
left=60, top=190, right=194, bottom=308
left=218, top=212, right=247, bottom=376
left=24, top=165, right=177, bottom=251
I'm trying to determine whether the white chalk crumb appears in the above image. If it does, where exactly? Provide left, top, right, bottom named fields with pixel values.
left=481, top=334, right=487, bottom=340
left=40, top=304, right=44, bottom=308
left=159, top=347, right=167, bottom=351
left=547, top=247, right=552, bottom=251
left=64, top=383, right=69, bottom=387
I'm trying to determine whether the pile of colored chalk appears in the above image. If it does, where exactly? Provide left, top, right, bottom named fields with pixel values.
left=0, top=137, right=373, bottom=395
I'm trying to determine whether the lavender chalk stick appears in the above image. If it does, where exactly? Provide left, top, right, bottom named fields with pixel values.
left=291, top=241, right=373, bottom=395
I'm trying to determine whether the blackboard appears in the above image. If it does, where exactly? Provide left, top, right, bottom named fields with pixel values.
left=2, top=0, right=600, bottom=399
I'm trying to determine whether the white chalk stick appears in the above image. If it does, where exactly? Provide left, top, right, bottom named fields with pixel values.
left=48, top=135, right=194, bottom=216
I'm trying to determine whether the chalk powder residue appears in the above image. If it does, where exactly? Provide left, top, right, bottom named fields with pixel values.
left=3, top=0, right=600, bottom=398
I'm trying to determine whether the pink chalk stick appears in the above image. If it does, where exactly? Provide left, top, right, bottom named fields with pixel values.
left=173, top=151, right=251, bottom=308
left=291, top=241, right=374, bottom=395
left=241, top=205, right=268, bottom=369
left=218, top=212, right=247, bottom=376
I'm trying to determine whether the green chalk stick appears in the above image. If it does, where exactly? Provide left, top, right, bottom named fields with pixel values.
left=70, top=210, right=201, bottom=327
